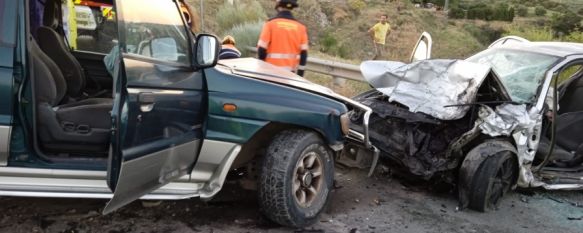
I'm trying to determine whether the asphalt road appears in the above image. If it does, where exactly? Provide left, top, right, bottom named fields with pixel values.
left=0, top=168, right=582, bottom=233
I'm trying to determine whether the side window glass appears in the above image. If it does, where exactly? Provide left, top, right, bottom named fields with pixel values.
left=119, top=0, right=190, bottom=64
left=559, top=65, right=583, bottom=84
left=62, top=2, right=118, bottom=53
left=0, top=0, right=18, bottom=47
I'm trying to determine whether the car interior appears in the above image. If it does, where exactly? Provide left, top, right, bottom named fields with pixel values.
left=537, top=64, right=583, bottom=169
left=27, top=0, right=116, bottom=158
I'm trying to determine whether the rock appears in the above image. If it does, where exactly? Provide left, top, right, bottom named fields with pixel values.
left=373, top=199, right=381, bottom=206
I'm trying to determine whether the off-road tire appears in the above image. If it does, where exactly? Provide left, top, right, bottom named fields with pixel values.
left=258, top=129, right=334, bottom=227
left=468, top=152, right=518, bottom=212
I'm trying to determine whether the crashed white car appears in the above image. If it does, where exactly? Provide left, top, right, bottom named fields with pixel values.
left=346, top=34, right=583, bottom=211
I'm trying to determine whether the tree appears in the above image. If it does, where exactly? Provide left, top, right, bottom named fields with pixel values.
left=551, top=12, right=582, bottom=35
left=493, top=3, right=509, bottom=21
left=516, top=6, right=528, bottom=17
left=507, top=7, right=515, bottom=22
left=535, top=6, right=547, bottom=16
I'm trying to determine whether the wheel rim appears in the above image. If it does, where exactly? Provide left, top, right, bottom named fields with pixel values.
left=293, top=151, right=324, bottom=208
left=488, top=157, right=515, bottom=208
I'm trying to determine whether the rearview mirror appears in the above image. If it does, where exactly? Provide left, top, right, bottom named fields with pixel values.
left=410, top=32, right=433, bottom=63
left=195, top=34, right=220, bottom=68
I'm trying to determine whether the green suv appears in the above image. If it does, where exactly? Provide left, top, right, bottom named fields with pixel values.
left=0, top=0, right=371, bottom=227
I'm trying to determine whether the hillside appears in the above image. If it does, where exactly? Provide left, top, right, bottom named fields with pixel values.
left=182, top=0, right=582, bottom=96
left=187, top=0, right=491, bottom=61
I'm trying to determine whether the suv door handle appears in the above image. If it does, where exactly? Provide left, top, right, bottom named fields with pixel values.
left=138, top=92, right=155, bottom=112
left=138, top=92, right=155, bottom=104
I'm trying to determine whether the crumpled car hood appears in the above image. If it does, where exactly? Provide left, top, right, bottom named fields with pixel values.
left=218, top=58, right=341, bottom=100
left=361, top=59, right=509, bottom=120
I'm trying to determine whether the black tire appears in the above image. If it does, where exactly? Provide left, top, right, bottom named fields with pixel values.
left=258, top=129, right=335, bottom=227
left=468, top=151, right=518, bottom=212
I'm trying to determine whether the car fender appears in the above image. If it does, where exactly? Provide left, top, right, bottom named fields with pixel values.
left=203, top=67, right=348, bottom=148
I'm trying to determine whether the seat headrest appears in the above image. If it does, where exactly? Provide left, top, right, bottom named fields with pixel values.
left=42, top=0, right=61, bottom=29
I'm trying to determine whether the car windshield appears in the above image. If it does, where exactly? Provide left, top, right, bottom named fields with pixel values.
left=467, top=49, right=559, bottom=103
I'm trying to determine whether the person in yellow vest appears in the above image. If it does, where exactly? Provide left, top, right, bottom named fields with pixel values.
left=368, top=14, right=391, bottom=60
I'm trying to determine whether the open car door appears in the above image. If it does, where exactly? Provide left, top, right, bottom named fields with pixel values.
left=410, top=32, right=432, bottom=63
left=104, top=0, right=207, bottom=214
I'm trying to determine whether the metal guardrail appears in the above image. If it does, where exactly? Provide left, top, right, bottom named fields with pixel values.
left=246, top=47, right=366, bottom=84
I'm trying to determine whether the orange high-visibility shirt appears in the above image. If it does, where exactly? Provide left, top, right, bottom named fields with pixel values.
left=257, top=17, right=308, bottom=71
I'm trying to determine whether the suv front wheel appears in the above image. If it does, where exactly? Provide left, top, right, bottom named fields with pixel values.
left=259, top=129, right=335, bottom=227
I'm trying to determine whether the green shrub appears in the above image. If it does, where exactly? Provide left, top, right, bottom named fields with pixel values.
left=565, top=31, right=583, bottom=43
left=541, top=1, right=559, bottom=10
left=507, top=7, right=515, bottom=22
left=534, top=6, right=547, bottom=16
left=464, top=24, right=504, bottom=46
left=216, top=1, right=267, bottom=33
left=516, top=6, right=528, bottom=17
left=348, top=0, right=366, bottom=14
left=224, top=21, right=263, bottom=57
left=551, top=11, right=582, bottom=35
left=504, top=26, right=554, bottom=41
left=319, top=32, right=338, bottom=53
left=335, top=43, right=351, bottom=59
left=448, top=7, right=465, bottom=19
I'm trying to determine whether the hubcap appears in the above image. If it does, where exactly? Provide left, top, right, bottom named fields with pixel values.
left=293, top=151, right=324, bottom=208
left=302, top=172, right=314, bottom=187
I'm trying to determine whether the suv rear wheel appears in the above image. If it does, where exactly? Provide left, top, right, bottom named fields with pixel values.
left=258, top=129, right=334, bottom=227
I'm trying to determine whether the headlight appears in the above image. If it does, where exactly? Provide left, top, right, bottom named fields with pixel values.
left=340, top=113, right=350, bottom=136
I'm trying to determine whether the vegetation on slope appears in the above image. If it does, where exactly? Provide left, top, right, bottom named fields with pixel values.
left=184, top=0, right=583, bottom=96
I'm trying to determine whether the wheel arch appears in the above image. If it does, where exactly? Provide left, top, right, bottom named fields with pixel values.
left=457, top=139, right=519, bottom=209
left=231, top=122, right=330, bottom=169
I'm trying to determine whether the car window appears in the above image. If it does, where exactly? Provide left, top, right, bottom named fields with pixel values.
left=62, top=2, right=118, bottom=54
left=119, top=0, right=190, bottom=65
left=467, top=49, right=559, bottom=103
left=0, top=0, right=18, bottom=47
left=559, top=65, right=583, bottom=84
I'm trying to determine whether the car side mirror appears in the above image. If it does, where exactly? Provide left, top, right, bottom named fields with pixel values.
left=410, top=32, right=433, bottom=63
left=194, top=34, right=220, bottom=69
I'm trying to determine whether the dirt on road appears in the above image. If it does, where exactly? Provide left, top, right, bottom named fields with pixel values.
left=0, top=168, right=582, bottom=233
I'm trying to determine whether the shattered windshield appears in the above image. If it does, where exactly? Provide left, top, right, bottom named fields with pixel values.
left=467, top=49, right=559, bottom=103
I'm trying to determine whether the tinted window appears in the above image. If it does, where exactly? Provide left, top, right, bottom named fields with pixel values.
left=0, top=0, right=18, bottom=47
left=119, top=0, right=190, bottom=64
left=72, top=4, right=118, bottom=53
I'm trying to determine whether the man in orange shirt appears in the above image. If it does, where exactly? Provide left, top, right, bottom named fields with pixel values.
left=257, top=0, right=308, bottom=77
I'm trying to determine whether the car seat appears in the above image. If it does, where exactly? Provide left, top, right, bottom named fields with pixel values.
left=30, top=39, right=113, bottom=153
left=36, top=0, right=87, bottom=98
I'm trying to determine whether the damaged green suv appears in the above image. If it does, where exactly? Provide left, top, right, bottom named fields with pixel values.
left=0, top=0, right=370, bottom=227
